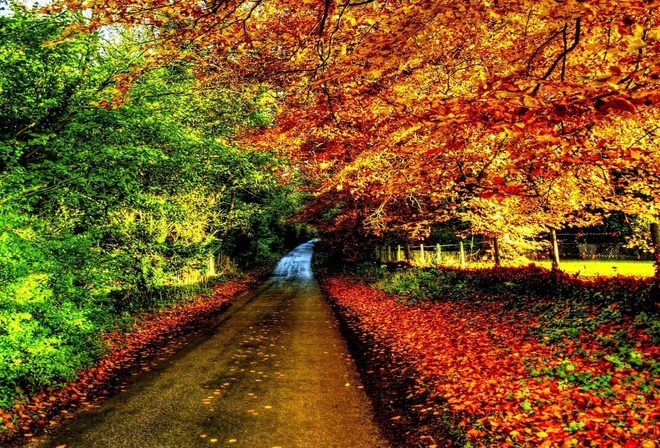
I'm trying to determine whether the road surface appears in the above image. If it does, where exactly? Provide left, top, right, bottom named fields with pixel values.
left=36, top=241, right=388, bottom=448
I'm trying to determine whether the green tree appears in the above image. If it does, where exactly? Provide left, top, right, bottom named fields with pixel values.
left=0, top=4, right=305, bottom=407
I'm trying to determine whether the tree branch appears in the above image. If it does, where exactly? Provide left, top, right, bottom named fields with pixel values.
left=339, top=0, right=375, bottom=6
left=532, top=17, right=581, bottom=95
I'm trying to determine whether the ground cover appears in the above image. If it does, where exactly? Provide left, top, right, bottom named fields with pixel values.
left=320, top=266, right=660, bottom=447
left=0, top=273, right=262, bottom=446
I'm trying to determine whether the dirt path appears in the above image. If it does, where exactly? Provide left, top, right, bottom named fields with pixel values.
left=34, top=242, right=388, bottom=448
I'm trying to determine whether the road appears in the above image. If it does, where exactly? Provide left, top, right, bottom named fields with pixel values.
left=36, top=241, right=388, bottom=448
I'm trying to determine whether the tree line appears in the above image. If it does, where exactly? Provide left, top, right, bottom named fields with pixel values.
left=0, top=4, right=309, bottom=407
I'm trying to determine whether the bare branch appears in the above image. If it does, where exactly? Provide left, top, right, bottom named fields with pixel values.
left=532, top=17, right=581, bottom=95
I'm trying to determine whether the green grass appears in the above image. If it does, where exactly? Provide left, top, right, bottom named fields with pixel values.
left=409, top=254, right=656, bottom=278
left=435, top=259, right=656, bottom=278
left=531, top=259, right=655, bottom=278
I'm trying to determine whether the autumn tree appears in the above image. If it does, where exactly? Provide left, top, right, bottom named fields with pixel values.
left=51, top=0, right=660, bottom=256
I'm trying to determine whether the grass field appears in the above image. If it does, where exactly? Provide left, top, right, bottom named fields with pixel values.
left=406, top=253, right=656, bottom=278
left=530, top=259, right=655, bottom=277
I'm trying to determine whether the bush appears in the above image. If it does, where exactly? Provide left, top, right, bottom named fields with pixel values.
left=376, top=264, right=657, bottom=312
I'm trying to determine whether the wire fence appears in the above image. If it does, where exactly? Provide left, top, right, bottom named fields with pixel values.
left=376, top=236, right=654, bottom=268
left=375, top=243, right=481, bottom=267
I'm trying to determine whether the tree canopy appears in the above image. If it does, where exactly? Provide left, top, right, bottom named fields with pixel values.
left=43, top=0, right=659, bottom=252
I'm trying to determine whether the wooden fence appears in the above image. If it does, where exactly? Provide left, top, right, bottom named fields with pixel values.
left=375, top=243, right=480, bottom=268
left=376, top=232, right=656, bottom=269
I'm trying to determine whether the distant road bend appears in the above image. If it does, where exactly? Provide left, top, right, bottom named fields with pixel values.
left=36, top=241, right=389, bottom=448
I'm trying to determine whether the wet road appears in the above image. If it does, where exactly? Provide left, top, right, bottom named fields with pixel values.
left=36, top=241, right=388, bottom=448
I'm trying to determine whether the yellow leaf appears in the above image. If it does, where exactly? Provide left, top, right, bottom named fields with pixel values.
left=523, top=96, right=540, bottom=108
left=628, top=37, right=647, bottom=52
left=537, top=431, right=548, bottom=438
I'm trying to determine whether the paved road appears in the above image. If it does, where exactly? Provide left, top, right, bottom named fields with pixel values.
left=36, top=241, right=388, bottom=448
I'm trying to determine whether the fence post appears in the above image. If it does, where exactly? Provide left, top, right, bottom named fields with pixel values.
left=550, top=229, right=560, bottom=269
left=436, top=244, right=441, bottom=265
left=209, top=256, right=215, bottom=276
left=651, top=223, right=660, bottom=277
left=459, top=241, right=466, bottom=269
left=494, top=237, right=502, bottom=266
left=419, top=244, right=425, bottom=265
left=397, top=245, right=402, bottom=261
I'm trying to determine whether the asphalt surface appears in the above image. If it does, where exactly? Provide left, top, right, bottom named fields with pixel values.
left=35, top=241, right=388, bottom=448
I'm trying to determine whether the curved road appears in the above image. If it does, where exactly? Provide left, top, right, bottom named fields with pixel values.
left=36, top=241, right=388, bottom=448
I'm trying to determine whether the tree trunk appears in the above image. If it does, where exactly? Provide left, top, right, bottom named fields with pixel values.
left=651, top=222, right=660, bottom=278
left=494, top=237, right=502, bottom=267
left=550, top=229, right=560, bottom=269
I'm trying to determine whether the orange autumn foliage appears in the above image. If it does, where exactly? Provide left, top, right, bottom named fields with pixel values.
left=321, top=274, right=660, bottom=446
left=53, top=0, right=660, bottom=241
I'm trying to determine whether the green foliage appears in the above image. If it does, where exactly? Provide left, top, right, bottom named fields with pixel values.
left=0, top=5, right=305, bottom=408
left=378, top=268, right=472, bottom=303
